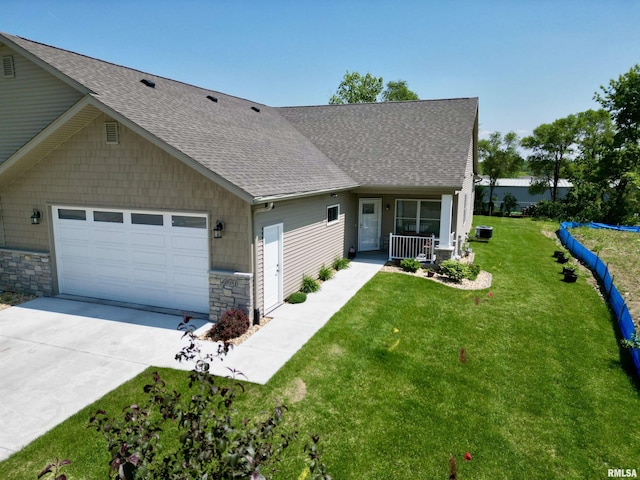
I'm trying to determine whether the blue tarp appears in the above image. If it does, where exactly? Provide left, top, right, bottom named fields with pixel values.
left=559, top=222, right=640, bottom=378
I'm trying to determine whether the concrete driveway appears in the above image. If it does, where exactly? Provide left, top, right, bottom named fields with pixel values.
left=0, top=297, right=208, bottom=461
left=0, top=254, right=386, bottom=461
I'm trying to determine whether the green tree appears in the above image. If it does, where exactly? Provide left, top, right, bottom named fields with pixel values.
left=381, top=80, right=419, bottom=102
left=478, top=131, right=523, bottom=215
left=594, top=64, right=640, bottom=224
left=329, top=71, right=383, bottom=104
left=501, top=192, right=518, bottom=216
left=521, top=115, right=577, bottom=202
left=329, top=72, right=418, bottom=104
left=564, top=109, right=615, bottom=221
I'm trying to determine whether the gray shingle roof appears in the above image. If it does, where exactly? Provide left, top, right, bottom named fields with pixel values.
left=3, top=33, right=358, bottom=200
left=2, top=33, right=477, bottom=198
left=278, top=99, right=478, bottom=189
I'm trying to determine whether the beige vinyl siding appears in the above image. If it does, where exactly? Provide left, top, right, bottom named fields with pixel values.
left=455, top=138, right=475, bottom=250
left=254, top=194, right=347, bottom=313
left=0, top=45, right=83, bottom=162
left=0, top=113, right=251, bottom=272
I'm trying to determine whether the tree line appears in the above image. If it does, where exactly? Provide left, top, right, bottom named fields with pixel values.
left=479, top=65, right=639, bottom=225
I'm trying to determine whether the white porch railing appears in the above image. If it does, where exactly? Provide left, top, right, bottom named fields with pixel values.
left=388, top=233, right=436, bottom=262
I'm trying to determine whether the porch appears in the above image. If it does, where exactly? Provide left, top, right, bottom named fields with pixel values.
left=357, top=193, right=460, bottom=263
left=387, top=232, right=456, bottom=262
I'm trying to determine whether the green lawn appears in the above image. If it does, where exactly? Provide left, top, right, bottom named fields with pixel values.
left=2, top=217, right=640, bottom=479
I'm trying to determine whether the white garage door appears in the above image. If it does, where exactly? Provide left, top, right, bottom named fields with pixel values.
left=52, top=206, right=209, bottom=313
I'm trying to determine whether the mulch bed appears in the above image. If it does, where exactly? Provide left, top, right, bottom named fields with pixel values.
left=0, top=292, right=36, bottom=311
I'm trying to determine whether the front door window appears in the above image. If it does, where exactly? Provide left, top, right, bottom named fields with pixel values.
left=358, top=198, right=381, bottom=251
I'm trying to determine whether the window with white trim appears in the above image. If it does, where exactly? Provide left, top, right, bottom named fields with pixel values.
left=395, top=199, right=440, bottom=235
left=327, top=204, right=339, bottom=225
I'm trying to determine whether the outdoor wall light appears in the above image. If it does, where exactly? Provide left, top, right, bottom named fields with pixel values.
left=330, top=192, right=338, bottom=198
left=213, top=220, right=224, bottom=239
left=31, top=209, right=41, bottom=225
left=386, top=204, right=390, bottom=211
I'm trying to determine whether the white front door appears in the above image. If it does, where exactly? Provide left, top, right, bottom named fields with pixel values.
left=358, top=198, right=382, bottom=251
left=263, top=223, right=283, bottom=312
left=52, top=206, right=209, bottom=313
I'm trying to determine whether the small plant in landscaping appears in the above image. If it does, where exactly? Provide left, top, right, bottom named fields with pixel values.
left=466, top=263, right=480, bottom=280
left=38, top=458, right=71, bottom=480
left=332, top=257, right=350, bottom=271
left=318, top=264, right=333, bottom=281
left=620, top=332, right=640, bottom=349
left=206, top=308, right=250, bottom=342
left=439, top=260, right=467, bottom=283
left=301, top=274, right=320, bottom=293
left=439, top=260, right=480, bottom=283
left=400, top=258, right=422, bottom=273
left=287, top=292, right=307, bottom=304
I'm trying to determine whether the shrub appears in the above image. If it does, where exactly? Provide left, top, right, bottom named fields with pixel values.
left=318, top=264, right=333, bottom=281
left=332, top=256, right=350, bottom=271
left=287, top=292, right=307, bottom=304
left=301, top=274, right=320, bottom=293
left=466, top=263, right=481, bottom=280
left=439, top=260, right=467, bottom=283
left=400, top=258, right=421, bottom=273
left=207, top=308, right=250, bottom=342
left=440, top=260, right=481, bottom=282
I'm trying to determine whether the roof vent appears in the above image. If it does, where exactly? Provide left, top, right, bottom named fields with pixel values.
left=140, top=78, right=155, bottom=88
left=105, top=121, right=119, bottom=144
left=2, top=55, right=15, bottom=78
left=251, top=106, right=261, bottom=112
left=207, top=95, right=218, bottom=103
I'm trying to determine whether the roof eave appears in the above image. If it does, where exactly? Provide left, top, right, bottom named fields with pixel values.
left=253, top=184, right=359, bottom=204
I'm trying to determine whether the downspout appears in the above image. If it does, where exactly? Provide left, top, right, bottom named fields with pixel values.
left=252, top=203, right=275, bottom=321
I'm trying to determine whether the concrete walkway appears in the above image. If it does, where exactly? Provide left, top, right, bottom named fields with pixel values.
left=0, top=254, right=385, bottom=461
left=201, top=254, right=386, bottom=383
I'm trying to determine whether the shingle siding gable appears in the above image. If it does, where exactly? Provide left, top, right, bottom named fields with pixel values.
left=0, top=44, right=83, bottom=162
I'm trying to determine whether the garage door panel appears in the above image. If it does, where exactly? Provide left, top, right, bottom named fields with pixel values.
left=94, top=264, right=129, bottom=281
left=53, top=206, right=209, bottom=313
left=57, top=227, right=91, bottom=242
left=58, top=257, right=92, bottom=274
left=131, top=232, right=167, bottom=248
left=171, top=235, right=207, bottom=250
left=134, top=251, right=169, bottom=267
left=172, top=253, right=208, bottom=269
left=94, top=229, right=128, bottom=244
left=95, top=247, right=129, bottom=263
left=133, top=268, right=169, bottom=285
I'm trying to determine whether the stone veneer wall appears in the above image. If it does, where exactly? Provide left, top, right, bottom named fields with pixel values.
left=0, top=248, right=52, bottom=296
left=209, top=270, right=254, bottom=322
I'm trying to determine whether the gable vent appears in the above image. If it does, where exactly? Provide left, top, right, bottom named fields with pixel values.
left=140, top=78, right=155, bottom=88
left=207, top=95, right=218, bottom=103
left=251, top=106, right=261, bottom=112
left=105, top=121, right=120, bottom=144
left=2, top=55, right=15, bottom=78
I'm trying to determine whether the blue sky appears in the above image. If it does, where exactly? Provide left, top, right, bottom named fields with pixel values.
left=3, top=0, right=639, bottom=139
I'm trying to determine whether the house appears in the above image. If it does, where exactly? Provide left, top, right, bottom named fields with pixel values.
left=0, top=33, right=478, bottom=321
left=477, top=176, right=573, bottom=212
